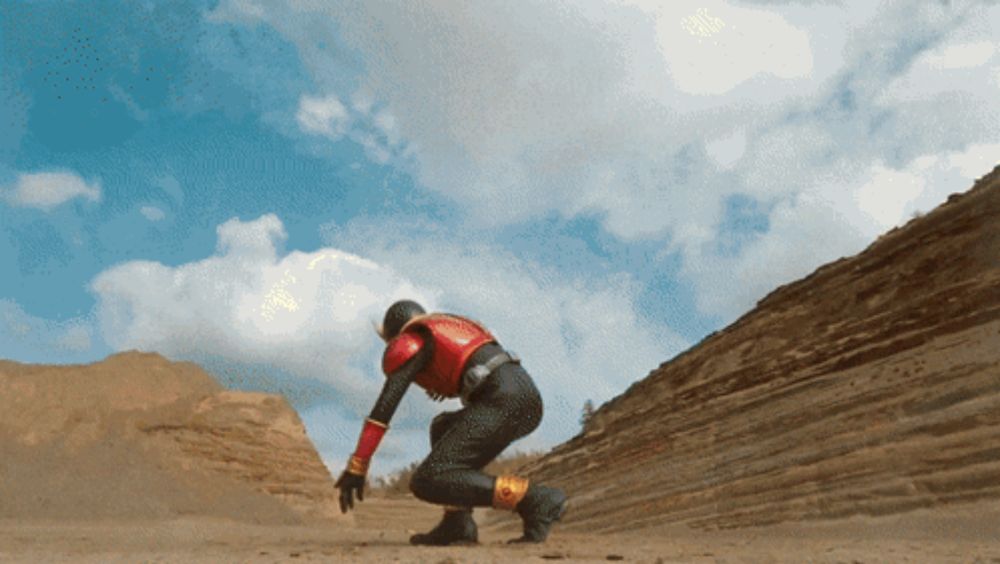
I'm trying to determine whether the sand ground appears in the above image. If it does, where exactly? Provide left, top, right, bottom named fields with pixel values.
left=2, top=497, right=999, bottom=563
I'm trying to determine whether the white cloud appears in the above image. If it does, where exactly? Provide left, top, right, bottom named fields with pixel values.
left=296, top=92, right=406, bottom=164
left=922, top=41, right=996, bottom=70
left=879, top=34, right=1000, bottom=106
left=640, top=2, right=815, bottom=95
left=91, top=215, right=430, bottom=399
left=684, top=142, right=1000, bottom=319
left=56, top=324, right=94, bottom=353
left=0, top=299, right=97, bottom=361
left=212, top=1, right=995, bottom=248
left=213, top=1, right=1000, bottom=324
left=327, top=217, right=690, bottom=457
left=210, top=0, right=858, bottom=240
left=296, top=94, right=349, bottom=139
left=853, top=165, right=926, bottom=228
left=139, top=206, right=166, bottom=221
left=90, top=214, right=440, bottom=471
left=705, top=128, right=747, bottom=170
left=870, top=4, right=1000, bottom=159
left=3, top=171, right=101, bottom=211
left=90, top=213, right=685, bottom=472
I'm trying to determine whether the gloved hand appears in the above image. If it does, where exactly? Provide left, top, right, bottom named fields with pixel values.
left=335, top=464, right=367, bottom=513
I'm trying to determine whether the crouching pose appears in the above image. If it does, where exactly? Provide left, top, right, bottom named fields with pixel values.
left=335, top=299, right=567, bottom=545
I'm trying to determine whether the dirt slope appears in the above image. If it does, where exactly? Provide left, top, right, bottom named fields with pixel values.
left=0, top=351, right=345, bottom=524
left=2, top=495, right=999, bottom=563
left=516, top=165, right=1000, bottom=533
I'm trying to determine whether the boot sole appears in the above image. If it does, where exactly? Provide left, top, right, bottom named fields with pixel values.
left=508, top=494, right=569, bottom=544
left=546, top=491, right=569, bottom=523
left=409, top=537, right=479, bottom=547
left=555, top=497, right=569, bottom=522
left=449, top=540, right=479, bottom=547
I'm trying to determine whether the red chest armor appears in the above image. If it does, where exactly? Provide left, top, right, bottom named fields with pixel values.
left=383, top=314, right=495, bottom=397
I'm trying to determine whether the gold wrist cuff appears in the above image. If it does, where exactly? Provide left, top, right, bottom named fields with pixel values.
left=492, top=475, right=530, bottom=511
left=365, top=418, right=389, bottom=429
left=347, top=455, right=370, bottom=476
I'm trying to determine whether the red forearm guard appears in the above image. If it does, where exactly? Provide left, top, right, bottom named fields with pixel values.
left=353, top=418, right=388, bottom=462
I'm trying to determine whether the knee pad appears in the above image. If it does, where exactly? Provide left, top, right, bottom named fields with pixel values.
left=409, top=464, right=436, bottom=502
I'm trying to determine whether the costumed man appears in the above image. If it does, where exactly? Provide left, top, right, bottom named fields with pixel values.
left=334, top=299, right=567, bottom=545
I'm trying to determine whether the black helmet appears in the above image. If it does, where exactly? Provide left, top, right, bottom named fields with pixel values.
left=379, top=299, right=426, bottom=341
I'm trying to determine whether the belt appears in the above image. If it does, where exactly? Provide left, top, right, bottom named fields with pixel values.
left=460, top=351, right=519, bottom=406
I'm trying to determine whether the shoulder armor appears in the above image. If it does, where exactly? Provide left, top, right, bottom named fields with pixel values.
left=382, top=331, right=425, bottom=375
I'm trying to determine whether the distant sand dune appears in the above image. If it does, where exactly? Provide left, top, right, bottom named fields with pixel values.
left=0, top=351, right=346, bottom=525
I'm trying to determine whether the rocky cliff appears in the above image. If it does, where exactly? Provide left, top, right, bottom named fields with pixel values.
left=522, top=165, right=1000, bottom=532
left=0, top=351, right=344, bottom=524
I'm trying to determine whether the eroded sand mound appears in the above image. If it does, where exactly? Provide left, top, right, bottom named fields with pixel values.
left=0, top=351, right=344, bottom=524
left=516, top=165, right=1000, bottom=533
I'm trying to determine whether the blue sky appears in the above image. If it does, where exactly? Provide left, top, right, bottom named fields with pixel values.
left=2, top=0, right=998, bottom=474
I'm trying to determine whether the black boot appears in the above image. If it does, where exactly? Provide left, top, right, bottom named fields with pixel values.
left=509, top=485, right=567, bottom=543
left=409, top=508, right=478, bottom=546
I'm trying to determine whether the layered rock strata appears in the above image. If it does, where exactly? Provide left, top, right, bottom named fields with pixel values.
left=523, top=166, right=1000, bottom=532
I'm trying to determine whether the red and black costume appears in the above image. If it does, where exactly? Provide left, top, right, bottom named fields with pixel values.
left=335, top=300, right=567, bottom=545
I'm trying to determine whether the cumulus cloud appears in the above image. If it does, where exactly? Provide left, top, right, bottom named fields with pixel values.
left=91, top=214, right=449, bottom=471
left=92, top=215, right=430, bottom=400
left=2, top=171, right=101, bottom=211
left=91, top=214, right=684, bottom=472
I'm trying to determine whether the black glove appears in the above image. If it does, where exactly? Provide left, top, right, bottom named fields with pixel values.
left=335, top=470, right=366, bottom=513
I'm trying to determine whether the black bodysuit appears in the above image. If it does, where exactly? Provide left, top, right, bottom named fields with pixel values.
left=368, top=334, right=543, bottom=506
